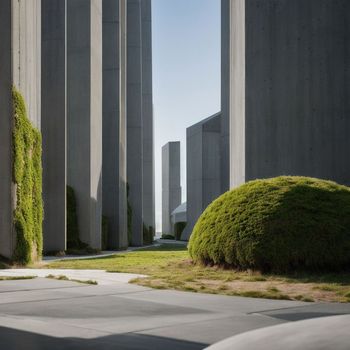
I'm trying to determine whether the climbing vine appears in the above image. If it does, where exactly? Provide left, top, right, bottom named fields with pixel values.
left=12, top=88, right=43, bottom=264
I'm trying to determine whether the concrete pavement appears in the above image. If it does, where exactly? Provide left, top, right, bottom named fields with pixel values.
left=0, top=276, right=350, bottom=349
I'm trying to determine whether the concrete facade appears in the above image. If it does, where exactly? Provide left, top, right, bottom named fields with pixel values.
left=226, top=0, right=350, bottom=188
left=0, top=0, right=41, bottom=259
left=42, top=0, right=67, bottom=253
left=141, top=0, right=155, bottom=234
left=102, top=0, right=128, bottom=249
left=67, top=0, right=102, bottom=249
left=162, top=142, right=181, bottom=235
left=127, top=0, right=143, bottom=246
left=182, top=113, right=221, bottom=240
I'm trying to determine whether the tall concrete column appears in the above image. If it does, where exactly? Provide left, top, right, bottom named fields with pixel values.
left=141, top=0, right=155, bottom=234
left=42, top=0, right=67, bottom=253
left=182, top=113, right=221, bottom=240
left=220, top=0, right=231, bottom=193
left=67, top=0, right=102, bottom=249
left=226, top=0, right=350, bottom=188
left=102, top=0, right=128, bottom=249
left=162, top=142, right=181, bottom=235
left=0, top=0, right=41, bottom=259
left=127, top=0, right=143, bottom=246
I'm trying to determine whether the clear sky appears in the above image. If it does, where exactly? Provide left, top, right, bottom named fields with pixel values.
left=152, top=0, right=221, bottom=232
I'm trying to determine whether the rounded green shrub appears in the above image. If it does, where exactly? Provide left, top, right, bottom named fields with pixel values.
left=188, top=176, right=350, bottom=272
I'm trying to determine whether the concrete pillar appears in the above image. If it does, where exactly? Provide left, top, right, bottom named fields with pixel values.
left=141, top=0, right=155, bottom=234
left=220, top=0, right=230, bottom=193
left=67, top=0, right=102, bottom=249
left=0, top=0, right=41, bottom=259
left=42, top=0, right=67, bottom=253
left=162, top=142, right=181, bottom=235
left=182, top=113, right=221, bottom=240
left=102, top=0, right=128, bottom=249
left=227, top=0, right=350, bottom=188
left=127, top=0, right=143, bottom=246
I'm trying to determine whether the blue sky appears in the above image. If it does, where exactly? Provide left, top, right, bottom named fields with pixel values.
left=152, top=0, right=221, bottom=231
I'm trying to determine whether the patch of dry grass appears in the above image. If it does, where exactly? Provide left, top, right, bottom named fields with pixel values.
left=44, top=244, right=350, bottom=302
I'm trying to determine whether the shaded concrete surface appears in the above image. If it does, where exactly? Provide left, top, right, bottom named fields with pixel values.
left=0, top=278, right=350, bottom=349
left=205, top=314, right=350, bottom=350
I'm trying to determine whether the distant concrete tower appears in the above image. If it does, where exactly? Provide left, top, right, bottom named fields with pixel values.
left=182, top=113, right=222, bottom=240
left=102, top=0, right=128, bottom=249
left=67, top=0, right=103, bottom=249
left=224, top=0, right=350, bottom=188
left=162, top=142, right=181, bottom=235
left=0, top=0, right=41, bottom=259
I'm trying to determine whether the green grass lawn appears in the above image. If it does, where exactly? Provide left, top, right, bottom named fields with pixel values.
left=44, top=244, right=350, bottom=303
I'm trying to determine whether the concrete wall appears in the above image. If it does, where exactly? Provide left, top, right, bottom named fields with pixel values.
left=0, top=0, right=15, bottom=259
left=162, top=142, right=181, bottom=235
left=127, top=0, right=143, bottom=246
left=141, top=0, right=155, bottom=233
left=67, top=0, right=102, bottom=249
left=0, top=1, right=41, bottom=258
left=182, top=113, right=221, bottom=240
left=42, top=0, right=67, bottom=252
left=229, top=0, right=350, bottom=187
left=102, top=0, right=128, bottom=249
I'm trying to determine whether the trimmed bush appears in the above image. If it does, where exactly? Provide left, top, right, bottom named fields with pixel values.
left=12, top=88, right=43, bottom=264
left=161, top=234, right=175, bottom=240
left=189, top=176, right=350, bottom=272
left=174, top=221, right=186, bottom=240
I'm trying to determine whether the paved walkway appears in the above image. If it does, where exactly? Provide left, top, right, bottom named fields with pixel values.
left=0, top=274, right=350, bottom=349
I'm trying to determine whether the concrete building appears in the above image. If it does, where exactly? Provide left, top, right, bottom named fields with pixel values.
left=0, top=0, right=41, bottom=259
left=141, top=0, right=155, bottom=236
left=42, top=0, right=67, bottom=253
left=67, top=0, right=102, bottom=249
left=225, top=0, right=350, bottom=188
left=162, top=142, right=181, bottom=235
left=182, top=113, right=221, bottom=240
left=102, top=0, right=128, bottom=249
left=170, top=202, right=187, bottom=230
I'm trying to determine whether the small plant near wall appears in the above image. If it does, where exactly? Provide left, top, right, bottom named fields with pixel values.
left=143, top=224, right=154, bottom=245
left=127, top=183, right=132, bottom=245
left=12, top=88, right=43, bottom=264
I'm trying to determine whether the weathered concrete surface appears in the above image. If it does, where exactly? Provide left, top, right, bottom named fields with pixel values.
left=205, top=315, right=350, bottom=350
left=127, top=0, right=143, bottom=246
left=0, top=1, right=41, bottom=259
left=141, top=0, right=155, bottom=234
left=102, top=0, right=128, bottom=249
left=0, top=277, right=350, bottom=349
left=67, top=0, right=102, bottom=249
left=162, top=142, right=181, bottom=235
left=0, top=0, right=14, bottom=259
left=42, top=0, right=67, bottom=253
left=228, top=0, right=350, bottom=188
left=220, top=0, right=230, bottom=193
left=182, top=113, right=221, bottom=240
